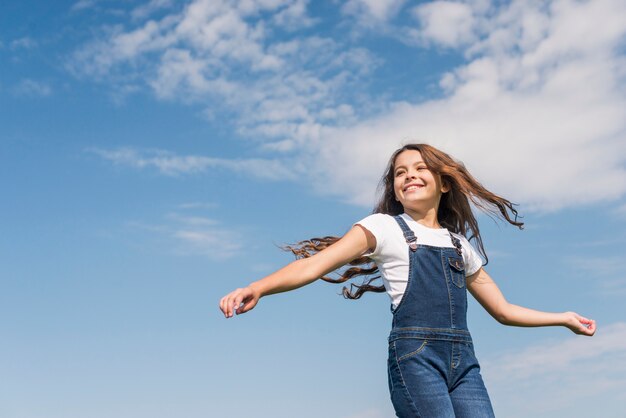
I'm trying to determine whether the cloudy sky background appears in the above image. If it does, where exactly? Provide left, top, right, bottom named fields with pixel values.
left=2, top=0, right=625, bottom=417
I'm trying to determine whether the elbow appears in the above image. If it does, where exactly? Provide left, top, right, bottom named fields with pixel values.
left=494, top=304, right=512, bottom=325
left=495, top=312, right=509, bottom=325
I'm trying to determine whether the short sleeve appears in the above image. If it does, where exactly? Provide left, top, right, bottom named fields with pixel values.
left=457, top=235, right=484, bottom=276
left=353, top=213, right=390, bottom=258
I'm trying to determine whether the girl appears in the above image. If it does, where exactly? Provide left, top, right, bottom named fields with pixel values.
left=219, top=143, right=596, bottom=417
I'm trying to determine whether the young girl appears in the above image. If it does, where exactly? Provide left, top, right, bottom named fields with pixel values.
left=219, top=143, right=596, bottom=417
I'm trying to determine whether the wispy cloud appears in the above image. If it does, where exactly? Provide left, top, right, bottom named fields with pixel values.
left=70, top=0, right=98, bottom=12
left=10, top=37, right=38, bottom=50
left=12, top=79, right=52, bottom=97
left=89, top=147, right=299, bottom=181
left=177, top=202, right=218, bottom=210
left=131, top=0, right=175, bottom=20
left=482, top=322, right=626, bottom=417
left=128, top=211, right=244, bottom=259
left=567, top=255, right=626, bottom=295
left=410, top=1, right=477, bottom=48
left=278, top=0, right=317, bottom=30
left=613, top=202, right=626, bottom=218
left=172, top=227, right=243, bottom=259
left=341, top=0, right=407, bottom=24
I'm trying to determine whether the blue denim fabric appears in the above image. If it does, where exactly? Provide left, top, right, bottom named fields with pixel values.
left=387, top=216, right=495, bottom=417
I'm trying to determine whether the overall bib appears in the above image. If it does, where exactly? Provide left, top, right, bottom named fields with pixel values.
left=387, top=216, right=495, bottom=418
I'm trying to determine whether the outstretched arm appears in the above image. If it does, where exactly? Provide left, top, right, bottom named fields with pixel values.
left=467, top=268, right=596, bottom=336
left=219, top=225, right=375, bottom=318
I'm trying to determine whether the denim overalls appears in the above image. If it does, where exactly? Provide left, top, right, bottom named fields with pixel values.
left=387, top=216, right=495, bottom=417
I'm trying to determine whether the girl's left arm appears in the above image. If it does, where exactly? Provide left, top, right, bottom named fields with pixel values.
left=466, top=268, right=596, bottom=336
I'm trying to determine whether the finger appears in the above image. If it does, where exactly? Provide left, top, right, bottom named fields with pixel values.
left=229, top=289, right=244, bottom=317
left=580, top=318, right=594, bottom=328
left=225, top=294, right=235, bottom=317
left=233, top=294, right=244, bottom=315
left=239, top=297, right=256, bottom=314
left=223, top=295, right=230, bottom=317
left=227, top=293, right=237, bottom=317
left=219, top=296, right=227, bottom=316
left=235, top=289, right=254, bottom=315
left=220, top=296, right=229, bottom=315
left=580, top=320, right=595, bottom=336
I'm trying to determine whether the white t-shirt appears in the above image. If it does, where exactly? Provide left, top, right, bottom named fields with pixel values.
left=355, top=213, right=484, bottom=309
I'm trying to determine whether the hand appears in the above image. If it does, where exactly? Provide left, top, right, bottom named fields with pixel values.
left=219, top=286, right=260, bottom=318
left=563, top=311, right=596, bottom=336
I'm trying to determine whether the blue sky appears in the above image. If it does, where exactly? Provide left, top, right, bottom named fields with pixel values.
left=1, top=0, right=626, bottom=417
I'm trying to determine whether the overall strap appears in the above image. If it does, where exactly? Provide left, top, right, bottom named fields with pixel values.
left=448, top=232, right=463, bottom=256
left=393, top=215, right=418, bottom=252
left=393, top=215, right=464, bottom=256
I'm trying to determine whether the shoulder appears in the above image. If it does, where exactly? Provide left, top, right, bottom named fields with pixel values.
left=354, top=213, right=403, bottom=257
left=355, top=213, right=403, bottom=236
left=451, top=233, right=484, bottom=275
left=355, top=213, right=395, bottom=228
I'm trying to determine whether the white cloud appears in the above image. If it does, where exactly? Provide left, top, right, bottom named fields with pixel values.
left=90, top=147, right=299, bottom=181
left=272, top=0, right=317, bottom=31
left=177, top=202, right=218, bottom=210
left=567, top=255, right=626, bottom=295
left=172, top=227, right=243, bottom=259
left=569, top=256, right=622, bottom=278
left=412, top=1, right=476, bottom=48
left=166, top=213, right=219, bottom=226
left=614, top=202, right=626, bottom=217
left=482, top=322, right=626, bottom=417
left=342, top=0, right=407, bottom=23
left=70, top=0, right=97, bottom=12
left=129, top=212, right=244, bottom=259
left=131, top=0, right=175, bottom=20
left=12, top=79, right=52, bottom=97
left=168, top=213, right=244, bottom=259
left=10, top=37, right=37, bottom=49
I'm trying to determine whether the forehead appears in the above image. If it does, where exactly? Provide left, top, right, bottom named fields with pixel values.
left=394, top=149, right=424, bottom=167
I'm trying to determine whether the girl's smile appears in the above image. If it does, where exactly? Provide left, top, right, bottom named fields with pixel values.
left=403, top=183, right=424, bottom=192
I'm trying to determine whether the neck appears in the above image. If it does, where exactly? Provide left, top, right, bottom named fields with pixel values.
left=404, top=207, right=441, bottom=229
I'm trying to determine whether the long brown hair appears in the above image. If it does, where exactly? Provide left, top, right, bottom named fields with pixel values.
left=285, top=143, right=524, bottom=300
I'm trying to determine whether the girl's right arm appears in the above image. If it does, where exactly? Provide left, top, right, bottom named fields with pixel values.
left=219, top=225, right=375, bottom=318
left=467, top=268, right=596, bottom=336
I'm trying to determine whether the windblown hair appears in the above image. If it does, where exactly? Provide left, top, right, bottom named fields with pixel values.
left=284, top=143, right=524, bottom=300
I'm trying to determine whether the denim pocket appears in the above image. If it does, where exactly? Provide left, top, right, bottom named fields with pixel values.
left=394, top=338, right=429, bottom=363
left=448, top=257, right=465, bottom=288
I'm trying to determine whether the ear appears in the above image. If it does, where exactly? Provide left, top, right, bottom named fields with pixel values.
left=441, top=179, right=450, bottom=193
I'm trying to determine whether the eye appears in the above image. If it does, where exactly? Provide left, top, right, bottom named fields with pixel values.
left=417, top=166, right=427, bottom=171
left=395, top=170, right=405, bottom=177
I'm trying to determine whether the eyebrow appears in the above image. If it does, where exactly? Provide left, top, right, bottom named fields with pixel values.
left=394, top=161, right=427, bottom=171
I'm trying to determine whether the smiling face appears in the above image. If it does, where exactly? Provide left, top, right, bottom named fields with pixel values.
left=393, top=149, right=448, bottom=214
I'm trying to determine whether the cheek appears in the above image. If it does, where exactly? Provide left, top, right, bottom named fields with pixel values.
left=393, top=179, right=403, bottom=196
